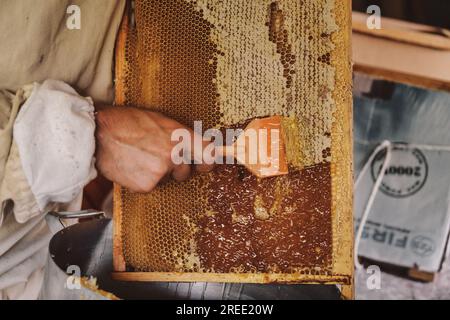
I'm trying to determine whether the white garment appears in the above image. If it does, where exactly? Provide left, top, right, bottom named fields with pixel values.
left=0, top=81, right=97, bottom=299
left=0, top=0, right=125, bottom=300
left=0, top=213, right=49, bottom=300
left=13, top=80, right=97, bottom=220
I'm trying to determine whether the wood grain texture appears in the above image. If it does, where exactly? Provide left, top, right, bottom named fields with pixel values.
left=330, top=0, right=354, bottom=299
left=352, top=21, right=450, bottom=51
left=112, top=272, right=351, bottom=284
left=354, top=64, right=450, bottom=92
left=352, top=12, right=450, bottom=92
left=112, top=3, right=129, bottom=272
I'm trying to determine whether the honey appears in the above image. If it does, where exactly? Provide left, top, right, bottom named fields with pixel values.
left=114, top=0, right=352, bottom=288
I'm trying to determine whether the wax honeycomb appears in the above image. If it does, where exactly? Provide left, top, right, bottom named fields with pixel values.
left=114, top=0, right=352, bottom=282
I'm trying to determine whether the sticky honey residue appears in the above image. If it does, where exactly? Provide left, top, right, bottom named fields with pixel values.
left=254, top=177, right=286, bottom=220
left=80, top=277, right=119, bottom=300
left=281, top=116, right=306, bottom=169
left=197, top=163, right=332, bottom=273
left=181, top=238, right=202, bottom=271
left=176, top=214, right=202, bottom=271
left=254, top=195, right=270, bottom=220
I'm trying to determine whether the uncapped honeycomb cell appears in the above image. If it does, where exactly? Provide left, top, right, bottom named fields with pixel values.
left=117, top=0, right=349, bottom=277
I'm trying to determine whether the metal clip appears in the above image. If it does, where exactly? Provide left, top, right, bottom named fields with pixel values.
left=48, top=209, right=105, bottom=220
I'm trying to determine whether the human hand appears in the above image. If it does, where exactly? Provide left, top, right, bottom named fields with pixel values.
left=95, top=106, right=213, bottom=193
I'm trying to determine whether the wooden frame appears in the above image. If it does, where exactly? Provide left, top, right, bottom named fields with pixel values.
left=352, top=12, right=450, bottom=92
left=112, top=0, right=354, bottom=299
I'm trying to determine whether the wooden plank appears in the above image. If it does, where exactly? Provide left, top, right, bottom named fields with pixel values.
left=354, top=64, right=450, bottom=92
left=340, top=284, right=354, bottom=300
left=330, top=0, right=354, bottom=298
left=352, top=19, right=450, bottom=51
left=112, top=272, right=351, bottom=285
left=352, top=12, right=450, bottom=92
left=408, top=268, right=435, bottom=282
left=112, top=3, right=130, bottom=273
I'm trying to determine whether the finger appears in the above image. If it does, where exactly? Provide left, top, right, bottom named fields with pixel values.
left=132, top=157, right=169, bottom=192
left=172, top=163, right=191, bottom=182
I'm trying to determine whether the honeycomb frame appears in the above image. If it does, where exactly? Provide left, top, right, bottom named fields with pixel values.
left=112, top=0, right=353, bottom=298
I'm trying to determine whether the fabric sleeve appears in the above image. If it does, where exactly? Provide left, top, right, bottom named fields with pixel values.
left=0, top=80, right=97, bottom=225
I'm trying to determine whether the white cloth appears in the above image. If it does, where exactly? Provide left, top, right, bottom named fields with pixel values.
left=0, top=213, right=49, bottom=300
left=0, top=80, right=97, bottom=299
left=13, top=80, right=97, bottom=221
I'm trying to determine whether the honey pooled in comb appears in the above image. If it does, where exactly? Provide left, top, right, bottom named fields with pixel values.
left=197, top=163, right=332, bottom=274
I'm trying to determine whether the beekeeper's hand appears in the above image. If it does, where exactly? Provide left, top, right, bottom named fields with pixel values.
left=95, top=106, right=213, bottom=193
